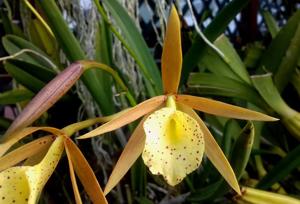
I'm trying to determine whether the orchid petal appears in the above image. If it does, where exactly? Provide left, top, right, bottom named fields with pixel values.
left=142, top=107, right=204, bottom=186
left=64, top=138, right=107, bottom=204
left=0, top=135, right=55, bottom=172
left=65, top=142, right=83, bottom=204
left=161, top=5, right=182, bottom=94
left=0, top=136, right=65, bottom=204
left=104, top=118, right=146, bottom=195
left=177, top=95, right=278, bottom=121
left=78, top=96, right=166, bottom=139
left=0, top=127, right=65, bottom=157
left=177, top=103, right=241, bottom=195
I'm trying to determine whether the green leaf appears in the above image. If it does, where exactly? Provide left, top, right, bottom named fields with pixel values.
left=187, top=73, right=267, bottom=109
left=213, top=122, right=255, bottom=196
left=252, top=74, right=295, bottom=117
left=98, top=0, right=162, bottom=95
left=256, top=144, right=300, bottom=190
left=181, top=0, right=250, bottom=83
left=187, top=181, right=222, bottom=202
left=0, top=8, right=13, bottom=34
left=131, top=157, right=147, bottom=197
left=2, top=35, right=52, bottom=67
left=199, top=35, right=251, bottom=84
left=200, top=46, right=241, bottom=81
left=6, top=59, right=56, bottom=83
left=37, top=0, right=120, bottom=113
left=222, top=119, right=241, bottom=157
left=28, top=19, right=59, bottom=65
left=94, top=20, right=116, bottom=115
left=262, top=10, right=280, bottom=38
left=0, top=89, right=33, bottom=105
left=4, top=61, right=46, bottom=93
left=257, top=10, right=300, bottom=75
left=274, top=22, right=300, bottom=91
left=213, top=35, right=251, bottom=84
left=0, top=117, right=11, bottom=130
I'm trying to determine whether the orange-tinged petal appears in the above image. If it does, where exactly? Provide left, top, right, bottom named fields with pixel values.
left=142, top=107, right=204, bottom=186
left=161, top=5, right=182, bottom=94
left=0, top=126, right=64, bottom=157
left=0, top=135, right=65, bottom=204
left=65, top=143, right=83, bottom=204
left=64, top=138, right=107, bottom=204
left=177, top=95, right=278, bottom=121
left=177, top=103, right=241, bottom=195
left=104, top=119, right=146, bottom=195
left=0, top=135, right=55, bottom=172
left=78, top=96, right=166, bottom=139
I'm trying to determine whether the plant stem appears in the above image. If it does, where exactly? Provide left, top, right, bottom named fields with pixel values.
left=80, top=60, right=137, bottom=107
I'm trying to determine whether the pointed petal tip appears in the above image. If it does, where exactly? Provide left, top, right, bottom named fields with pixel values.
left=76, top=134, right=90, bottom=140
left=162, top=4, right=182, bottom=94
left=256, top=114, right=279, bottom=122
left=103, top=187, right=109, bottom=196
left=233, top=184, right=242, bottom=196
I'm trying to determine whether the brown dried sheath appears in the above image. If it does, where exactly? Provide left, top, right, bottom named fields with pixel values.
left=3, top=62, right=83, bottom=139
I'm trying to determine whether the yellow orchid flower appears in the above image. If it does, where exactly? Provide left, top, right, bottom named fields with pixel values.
left=0, top=121, right=110, bottom=204
left=78, top=5, right=277, bottom=195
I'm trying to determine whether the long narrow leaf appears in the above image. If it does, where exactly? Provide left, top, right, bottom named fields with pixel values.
left=181, top=0, right=250, bottom=83
left=0, top=89, right=33, bottom=105
left=257, top=10, right=300, bottom=75
left=99, top=0, right=162, bottom=95
left=94, top=19, right=115, bottom=115
left=262, top=11, right=280, bottom=38
left=256, top=144, right=300, bottom=189
left=4, top=61, right=46, bottom=93
left=274, top=23, right=300, bottom=91
left=37, top=0, right=117, bottom=113
left=2, top=34, right=51, bottom=67
left=187, top=73, right=267, bottom=109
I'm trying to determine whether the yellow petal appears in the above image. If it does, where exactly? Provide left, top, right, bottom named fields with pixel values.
left=0, top=136, right=65, bottom=204
left=177, top=103, right=241, bottom=195
left=0, top=135, right=55, bottom=172
left=78, top=96, right=166, bottom=139
left=64, top=138, right=108, bottom=204
left=142, top=107, right=204, bottom=186
left=104, top=119, right=146, bottom=195
left=177, top=95, right=278, bottom=121
left=0, top=166, right=30, bottom=204
left=65, top=143, right=82, bottom=204
left=161, top=5, right=182, bottom=94
left=0, top=126, right=64, bottom=157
